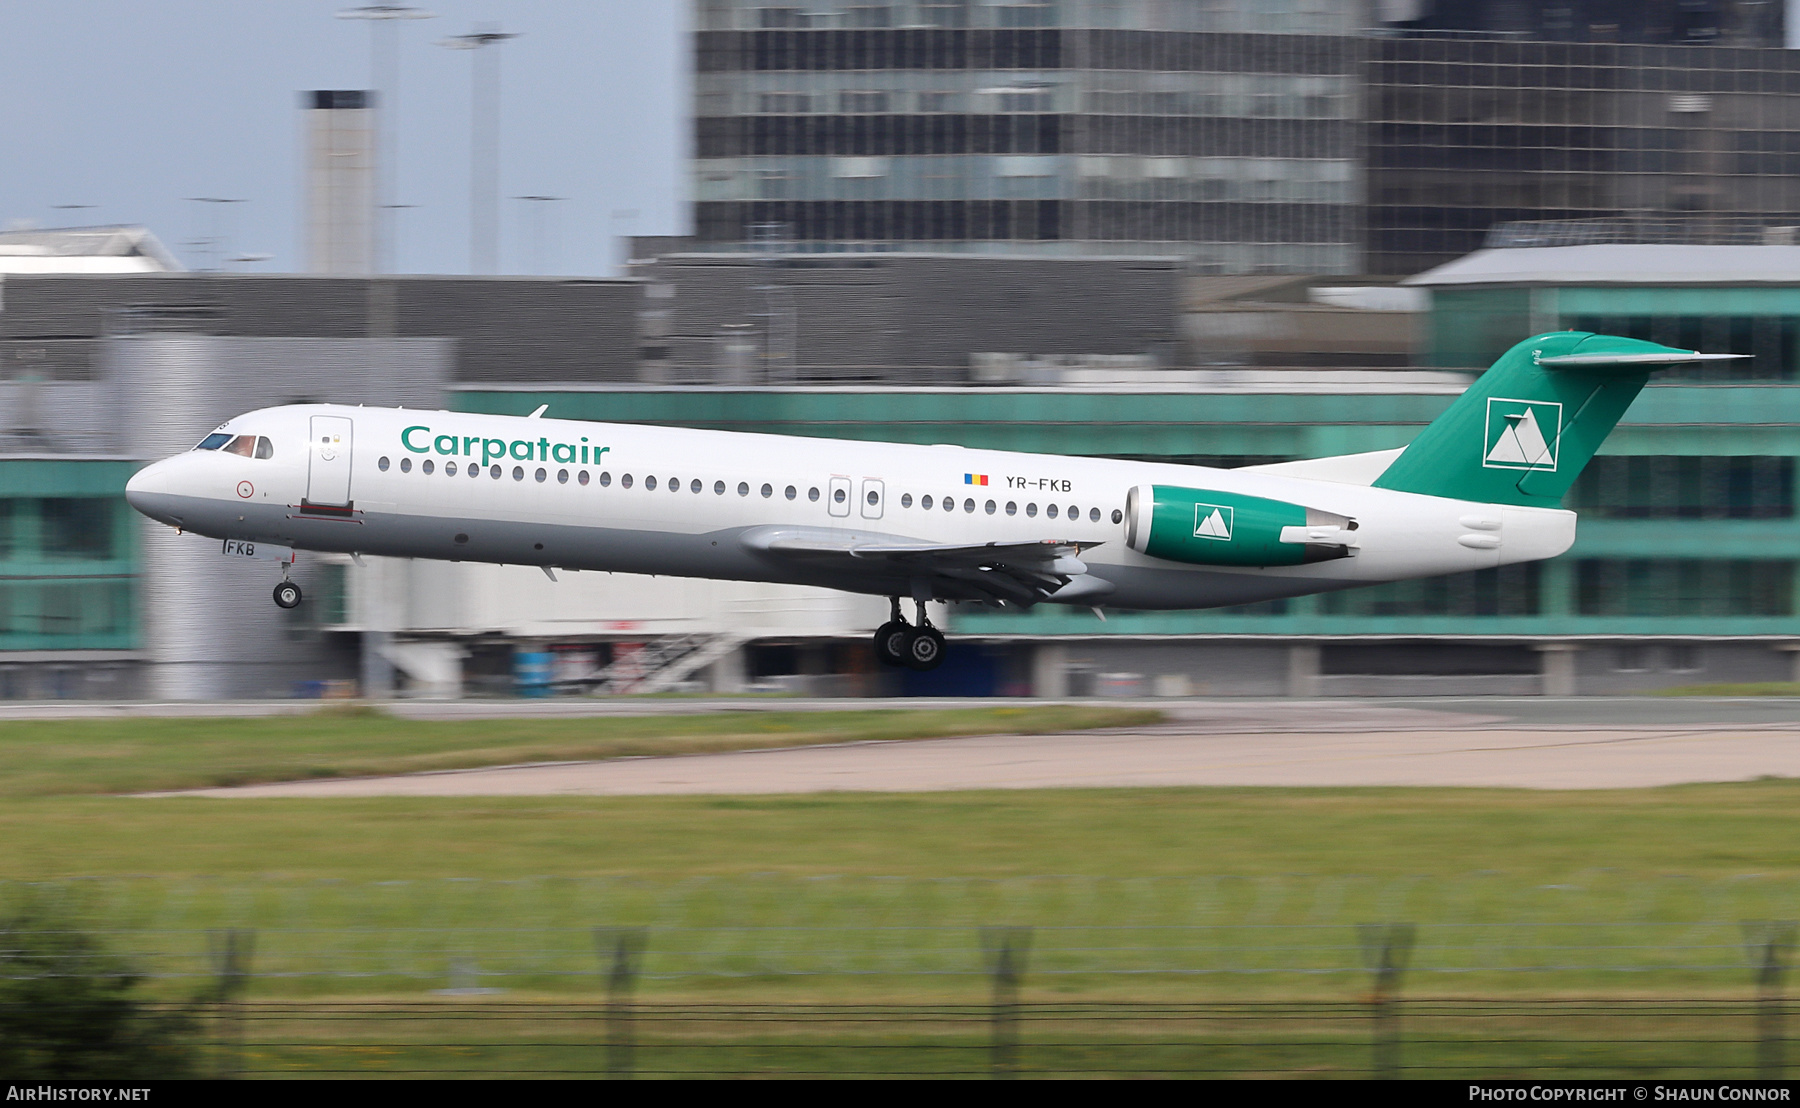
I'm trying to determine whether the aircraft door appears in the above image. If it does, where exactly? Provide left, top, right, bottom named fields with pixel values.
left=827, top=475, right=852, bottom=518
left=307, top=415, right=354, bottom=507
left=860, top=478, right=885, bottom=520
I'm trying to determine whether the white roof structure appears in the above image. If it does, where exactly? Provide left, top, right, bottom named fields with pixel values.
left=1405, top=244, right=1800, bottom=287
left=0, top=225, right=183, bottom=274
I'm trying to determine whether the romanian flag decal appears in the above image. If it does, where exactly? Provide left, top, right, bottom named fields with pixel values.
left=964, top=473, right=989, bottom=486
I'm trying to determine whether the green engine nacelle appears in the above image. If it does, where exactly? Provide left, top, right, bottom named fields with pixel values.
left=1125, top=484, right=1358, bottom=568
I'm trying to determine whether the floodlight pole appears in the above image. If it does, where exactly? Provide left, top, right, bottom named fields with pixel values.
left=441, top=25, right=520, bottom=275
left=337, top=4, right=436, bottom=275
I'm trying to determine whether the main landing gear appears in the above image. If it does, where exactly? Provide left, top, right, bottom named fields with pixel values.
left=873, top=597, right=945, bottom=671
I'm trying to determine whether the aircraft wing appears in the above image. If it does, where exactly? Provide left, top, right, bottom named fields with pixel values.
left=740, top=526, right=1113, bottom=605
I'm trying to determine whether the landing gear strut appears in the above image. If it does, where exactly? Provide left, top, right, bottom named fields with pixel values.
left=872, top=596, right=945, bottom=671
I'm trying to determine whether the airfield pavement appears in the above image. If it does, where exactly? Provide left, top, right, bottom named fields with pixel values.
left=103, top=696, right=1800, bottom=797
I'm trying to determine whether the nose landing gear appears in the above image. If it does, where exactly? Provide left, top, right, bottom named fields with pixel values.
left=273, top=580, right=303, bottom=609
left=872, top=597, right=946, bottom=671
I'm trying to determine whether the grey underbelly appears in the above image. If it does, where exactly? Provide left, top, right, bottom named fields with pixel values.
left=151, top=495, right=1347, bottom=610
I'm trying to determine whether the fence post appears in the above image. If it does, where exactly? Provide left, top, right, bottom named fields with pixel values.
left=1357, top=923, right=1415, bottom=1080
left=980, top=926, right=1032, bottom=1079
left=1743, top=921, right=1795, bottom=1078
left=206, top=928, right=255, bottom=1080
left=595, top=928, right=646, bottom=1079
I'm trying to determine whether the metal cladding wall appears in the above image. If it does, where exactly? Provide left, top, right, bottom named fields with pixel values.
left=112, top=335, right=450, bottom=700
left=645, top=253, right=1182, bottom=380
left=0, top=274, right=643, bottom=383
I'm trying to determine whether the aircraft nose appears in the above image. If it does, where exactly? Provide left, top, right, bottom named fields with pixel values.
left=125, top=459, right=184, bottom=523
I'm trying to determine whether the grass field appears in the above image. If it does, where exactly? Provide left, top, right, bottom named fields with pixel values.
left=7, top=707, right=1800, bottom=1075
left=0, top=704, right=1158, bottom=797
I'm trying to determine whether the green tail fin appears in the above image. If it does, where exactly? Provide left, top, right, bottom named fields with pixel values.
left=1371, top=332, right=1741, bottom=507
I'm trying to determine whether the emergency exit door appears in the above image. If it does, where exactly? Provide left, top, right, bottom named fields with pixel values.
left=307, top=415, right=354, bottom=507
left=828, top=475, right=852, bottom=518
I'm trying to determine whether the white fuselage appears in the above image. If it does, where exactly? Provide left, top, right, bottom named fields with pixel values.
left=125, top=404, right=1577, bottom=610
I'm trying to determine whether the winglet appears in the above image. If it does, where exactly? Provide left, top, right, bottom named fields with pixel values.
left=527, top=404, right=549, bottom=419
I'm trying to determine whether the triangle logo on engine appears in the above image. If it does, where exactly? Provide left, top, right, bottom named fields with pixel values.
left=1193, top=503, right=1234, bottom=541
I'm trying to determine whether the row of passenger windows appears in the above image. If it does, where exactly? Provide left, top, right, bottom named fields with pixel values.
left=375, top=455, right=1117, bottom=523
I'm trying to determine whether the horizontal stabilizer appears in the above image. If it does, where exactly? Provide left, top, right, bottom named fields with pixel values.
left=1537, top=351, right=1749, bottom=370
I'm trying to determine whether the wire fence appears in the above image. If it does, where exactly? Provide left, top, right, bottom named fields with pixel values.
left=6, top=874, right=1800, bottom=991
left=7, top=876, right=1800, bottom=1077
left=31, top=998, right=1800, bottom=1079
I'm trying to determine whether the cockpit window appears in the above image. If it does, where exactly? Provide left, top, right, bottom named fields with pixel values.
left=201, top=433, right=274, bottom=458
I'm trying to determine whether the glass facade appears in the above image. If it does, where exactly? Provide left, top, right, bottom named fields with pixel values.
left=693, top=0, right=1361, bottom=270
left=1367, top=38, right=1800, bottom=275
left=1566, top=455, right=1793, bottom=519
left=694, top=3, right=1800, bottom=277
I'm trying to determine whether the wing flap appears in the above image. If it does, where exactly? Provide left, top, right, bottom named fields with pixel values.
left=742, top=527, right=1110, bottom=606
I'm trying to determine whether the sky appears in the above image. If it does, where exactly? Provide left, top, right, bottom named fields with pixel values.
left=0, top=1, right=686, bottom=276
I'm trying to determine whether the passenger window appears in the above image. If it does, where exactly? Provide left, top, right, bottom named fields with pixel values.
left=901, top=493, right=913, bottom=508
left=761, top=483, right=773, bottom=498
left=809, top=487, right=821, bottom=502
left=422, top=459, right=434, bottom=474
left=222, top=435, right=256, bottom=458
left=1025, top=503, right=1036, bottom=517
left=1005, top=501, right=1016, bottom=516
left=254, top=437, right=274, bottom=460
left=447, top=461, right=458, bottom=476
left=785, top=485, right=797, bottom=500
left=194, top=432, right=232, bottom=451
left=738, top=481, right=750, bottom=496
left=644, top=476, right=655, bottom=490
left=921, top=495, right=932, bottom=509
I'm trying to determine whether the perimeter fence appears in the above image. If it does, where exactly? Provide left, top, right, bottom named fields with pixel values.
left=5, top=875, right=1800, bottom=1078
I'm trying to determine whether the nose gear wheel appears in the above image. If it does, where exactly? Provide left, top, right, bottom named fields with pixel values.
left=273, top=580, right=303, bottom=609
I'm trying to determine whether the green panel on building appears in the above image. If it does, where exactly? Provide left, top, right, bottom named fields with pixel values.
left=0, top=461, right=141, bottom=651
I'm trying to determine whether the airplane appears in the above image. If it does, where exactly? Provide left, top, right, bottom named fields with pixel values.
left=125, top=332, right=1741, bottom=672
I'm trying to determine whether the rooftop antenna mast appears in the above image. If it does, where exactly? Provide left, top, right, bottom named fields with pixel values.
left=337, top=4, right=436, bottom=275
left=440, top=24, right=521, bottom=275
left=512, top=195, right=566, bottom=275
left=183, top=197, right=247, bottom=272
